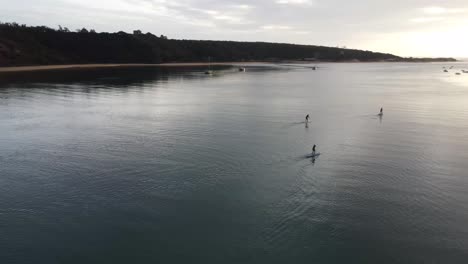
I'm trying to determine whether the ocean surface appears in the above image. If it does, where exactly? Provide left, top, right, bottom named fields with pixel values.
left=1, top=63, right=468, bottom=263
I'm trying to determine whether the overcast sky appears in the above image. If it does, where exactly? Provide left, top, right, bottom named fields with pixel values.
left=1, top=0, right=467, bottom=57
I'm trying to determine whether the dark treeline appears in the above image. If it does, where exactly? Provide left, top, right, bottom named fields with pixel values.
left=0, top=22, right=456, bottom=66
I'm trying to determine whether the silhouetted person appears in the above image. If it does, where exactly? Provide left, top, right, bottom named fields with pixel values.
left=305, top=114, right=310, bottom=123
left=379, top=107, right=383, bottom=115
left=312, top=144, right=316, bottom=155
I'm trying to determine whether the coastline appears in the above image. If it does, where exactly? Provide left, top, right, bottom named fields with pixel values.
left=0, top=60, right=459, bottom=73
left=0, top=62, right=256, bottom=73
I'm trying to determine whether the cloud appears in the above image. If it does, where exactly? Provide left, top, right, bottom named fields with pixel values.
left=276, top=0, right=312, bottom=5
left=421, top=6, right=465, bottom=15
left=212, top=14, right=250, bottom=25
left=232, top=4, right=253, bottom=10
left=261, top=25, right=292, bottom=30
left=410, top=17, right=444, bottom=23
left=409, top=6, right=466, bottom=24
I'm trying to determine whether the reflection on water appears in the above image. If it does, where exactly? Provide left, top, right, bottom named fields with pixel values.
left=1, top=63, right=468, bottom=264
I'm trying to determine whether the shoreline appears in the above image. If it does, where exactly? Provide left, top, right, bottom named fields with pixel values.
left=0, top=60, right=460, bottom=73
left=0, top=62, right=255, bottom=73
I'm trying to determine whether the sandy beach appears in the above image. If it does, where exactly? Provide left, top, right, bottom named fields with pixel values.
left=0, top=62, right=251, bottom=73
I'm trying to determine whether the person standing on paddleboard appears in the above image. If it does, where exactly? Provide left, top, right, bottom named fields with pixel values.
left=312, top=144, right=316, bottom=155
left=305, top=114, right=310, bottom=123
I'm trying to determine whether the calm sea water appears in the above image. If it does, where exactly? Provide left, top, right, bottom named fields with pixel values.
left=1, top=63, right=468, bottom=263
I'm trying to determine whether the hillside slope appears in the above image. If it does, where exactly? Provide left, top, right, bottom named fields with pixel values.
left=0, top=23, right=455, bottom=67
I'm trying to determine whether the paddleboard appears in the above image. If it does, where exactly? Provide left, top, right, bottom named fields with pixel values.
left=306, top=153, right=321, bottom=158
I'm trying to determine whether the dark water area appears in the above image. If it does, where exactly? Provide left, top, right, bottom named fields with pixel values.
left=1, top=63, right=468, bottom=263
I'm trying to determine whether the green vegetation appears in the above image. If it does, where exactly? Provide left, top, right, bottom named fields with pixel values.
left=0, top=22, right=456, bottom=66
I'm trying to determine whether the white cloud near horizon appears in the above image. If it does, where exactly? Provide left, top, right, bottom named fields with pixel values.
left=422, top=6, right=465, bottom=15
left=0, top=0, right=467, bottom=57
left=276, top=0, right=313, bottom=5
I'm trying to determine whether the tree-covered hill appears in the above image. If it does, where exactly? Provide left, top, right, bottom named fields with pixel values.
left=0, top=22, right=455, bottom=67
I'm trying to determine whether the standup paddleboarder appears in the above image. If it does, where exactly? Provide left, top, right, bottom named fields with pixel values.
left=312, top=144, right=316, bottom=155
left=305, top=114, right=310, bottom=123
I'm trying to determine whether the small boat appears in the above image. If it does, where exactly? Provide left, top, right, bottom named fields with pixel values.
left=238, top=67, right=246, bottom=72
left=311, top=66, right=317, bottom=70
left=444, top=69, right=448, bottom=72
left=462, top=70, right=468, bottom=73
left=455, top=72, right=461, bottom=75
